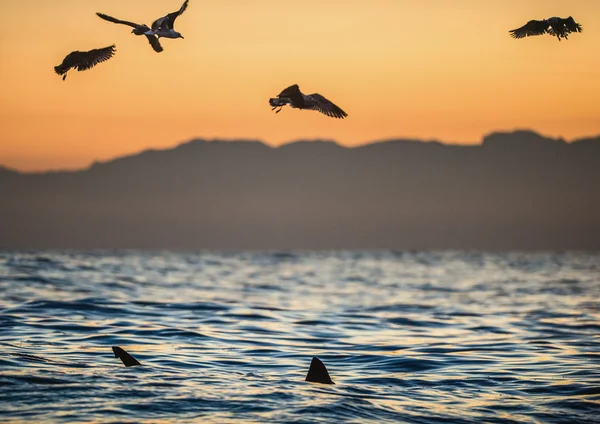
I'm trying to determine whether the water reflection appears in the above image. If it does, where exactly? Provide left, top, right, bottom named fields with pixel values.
left=0, top=251, right=598, bottom=422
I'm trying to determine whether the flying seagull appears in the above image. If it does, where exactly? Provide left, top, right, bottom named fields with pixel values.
left=54, top=45, right=116, bottom=81
left=269, top=84, right=348, bottom=119
left=96, top=13, right=163, bottom=53
left=151, top=0, right=189, bottom=39
left=509, top=16, right=582, bottom=41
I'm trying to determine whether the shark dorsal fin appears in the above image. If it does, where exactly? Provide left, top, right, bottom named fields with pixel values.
left=305, top=357, right=334, bottom=384
left=112, top=346, right=141, bottom=367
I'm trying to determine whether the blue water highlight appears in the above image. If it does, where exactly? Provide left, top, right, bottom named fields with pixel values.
left=1, top=251, right=599, bottom=423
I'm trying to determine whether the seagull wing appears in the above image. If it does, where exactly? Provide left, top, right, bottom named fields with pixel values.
left=145, top=34, right=164, bottom=52
left=152, top=0, right=189, bottom=31
left=563, top=16, right=582, bottom=33
left=306, top=93, right=348, bottom=119
left=546, top=26, right=564, bottom=38
left=509, top=19, right=549, bottom=39
left=96, top=12, right=141, bottom=28
left=274, top=84, right=305, bottom=107
left=151, top=16, right=166, bottom=31
left=74, top=45, right=117, bottom=71
left=277, top=84, right=301, bottom=98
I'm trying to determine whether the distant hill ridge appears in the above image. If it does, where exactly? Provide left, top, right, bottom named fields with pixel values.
left=1, top=130, right=599, bottom=250
left=2, top=130, right=599, bottom=175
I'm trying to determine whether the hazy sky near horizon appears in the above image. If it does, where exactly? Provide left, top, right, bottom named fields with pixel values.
left=1, top=0, right=600, bottom=171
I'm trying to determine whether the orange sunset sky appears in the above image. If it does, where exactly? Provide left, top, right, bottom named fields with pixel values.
left=1, top=0, right=599, bottom=171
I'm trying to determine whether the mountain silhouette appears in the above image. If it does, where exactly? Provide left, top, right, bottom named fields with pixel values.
left=1, top=130, right=599, bottom=250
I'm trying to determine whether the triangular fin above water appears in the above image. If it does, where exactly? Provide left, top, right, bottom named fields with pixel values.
left=305, top=357, right=334, bottom=384
left=112, top=346, right=141, bottom=367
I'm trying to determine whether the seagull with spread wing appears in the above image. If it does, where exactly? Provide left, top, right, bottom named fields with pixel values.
left=151, top=0, right=189, bottom=39
left=269, top=84, right=348, bottom=119
left=509, top=16, right=582, bottom=41
left=54, top=45, right=116, bottom=81
left=96, top=13, right=163, bottom=53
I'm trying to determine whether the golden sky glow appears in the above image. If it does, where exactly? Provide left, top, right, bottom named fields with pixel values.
left=1, top=0, right=600, bottom=171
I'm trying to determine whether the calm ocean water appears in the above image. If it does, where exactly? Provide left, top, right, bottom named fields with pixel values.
left=1, top=251, right=599, bottom=423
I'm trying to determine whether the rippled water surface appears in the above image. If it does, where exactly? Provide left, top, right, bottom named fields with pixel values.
left=1, top=251, right=599, bottom=423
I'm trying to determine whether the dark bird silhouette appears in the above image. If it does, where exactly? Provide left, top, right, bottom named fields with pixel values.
left=269, top=84, right=348, bottom=119
left=54, top=45, right=116, bottom=81
left=112, top=346, right=141, bottom=367
left=509, top=16, right=582, bottom=41
left=305, top=357, right=334, bottom=384
left=96, top=13, right=163, bottom=53
left=151, top=0, right=189, bottom=39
